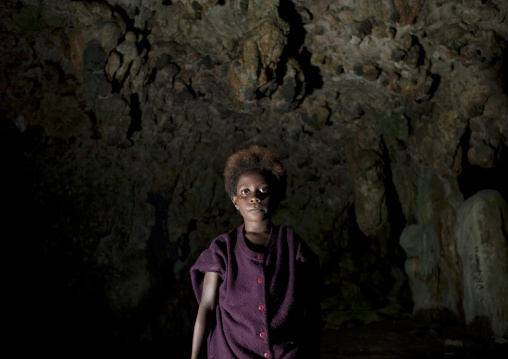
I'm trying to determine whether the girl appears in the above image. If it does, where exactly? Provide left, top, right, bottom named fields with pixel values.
left=190, top=145, right=321, bottom=359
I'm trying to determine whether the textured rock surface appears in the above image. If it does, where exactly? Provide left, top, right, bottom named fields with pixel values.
left=456, top=190, right=508, bottom=337
left=2, top=0, right=508, bottom=349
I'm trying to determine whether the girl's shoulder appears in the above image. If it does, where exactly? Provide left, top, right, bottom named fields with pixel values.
left=192, top=227, right=241, bottom=276
left=276, top=224, right=301, bottom=243
left=207, top=225, right=242, bottom=251
left=277, top=225, right=318, bottom=262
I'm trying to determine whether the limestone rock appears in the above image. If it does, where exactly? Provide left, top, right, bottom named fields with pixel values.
left=399, top=170, right=464, bottom=316
left=401, top=224, right=460, bottom=314
left=94, top=95, right=131, bottom=146
left=467, top=141, right=496, bottom=168
left=69, top=1, right=126, bottom=56
left=456, top=190, right=508, bottom=337
left=181, top=0, right=219, bottom=19
left=269, top=57, right=306, bottom=110
left=105, top=50, right=121, bottom=82
left=393, top=0, right=424, bottom=25
left=112, top=31, right=141, bottom=82
left=228, top=16, right=287, bottom=104
left=346, top=146, right=388, bottom=239
left=3, top=0, right=508, bottom=346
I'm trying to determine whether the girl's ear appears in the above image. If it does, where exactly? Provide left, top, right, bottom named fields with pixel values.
left=231, top=196, right=239, bottom=209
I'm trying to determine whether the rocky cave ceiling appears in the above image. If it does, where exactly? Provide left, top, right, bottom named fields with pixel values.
left=2, top=0, right=508, bottom=347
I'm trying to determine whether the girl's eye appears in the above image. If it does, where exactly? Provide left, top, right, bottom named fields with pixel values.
left=240, top=189, right=250, bottom=195
left=260, top=187, right=269, bottom=193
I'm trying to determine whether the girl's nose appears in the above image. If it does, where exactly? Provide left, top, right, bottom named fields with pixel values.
left=250, top=192, right=261, bottom=202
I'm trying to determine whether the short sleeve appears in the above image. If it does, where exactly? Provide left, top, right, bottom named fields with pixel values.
left=190, top=237, right=227, bottom=304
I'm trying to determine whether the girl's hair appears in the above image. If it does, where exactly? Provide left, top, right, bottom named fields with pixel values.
left=224, top=145, right=286, bottom=199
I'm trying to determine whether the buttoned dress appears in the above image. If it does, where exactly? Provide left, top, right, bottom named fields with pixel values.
left=191, top=224, right=321, bottom=359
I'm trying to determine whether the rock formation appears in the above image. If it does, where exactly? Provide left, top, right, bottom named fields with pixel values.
left=456, top=190, right=508, bottom=337
left=2, top=0, right=507, bottom=348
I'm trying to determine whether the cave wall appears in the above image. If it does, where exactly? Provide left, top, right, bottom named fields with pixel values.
left=2, top=0, right=508, bottom=348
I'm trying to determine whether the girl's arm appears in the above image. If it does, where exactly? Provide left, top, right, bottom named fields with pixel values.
left=191, top=271, right=219, bottom=359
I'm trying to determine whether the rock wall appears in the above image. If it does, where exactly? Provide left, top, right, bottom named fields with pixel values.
left=2, top=0, right=508, bottom=347
left=456, top=190, right=508, bottom=337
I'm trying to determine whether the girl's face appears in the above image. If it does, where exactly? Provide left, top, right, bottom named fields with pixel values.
left=231, top=170, right=272, bottom=223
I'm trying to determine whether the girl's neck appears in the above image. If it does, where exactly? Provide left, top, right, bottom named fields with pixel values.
left=244, top=220, right=272, bottom=247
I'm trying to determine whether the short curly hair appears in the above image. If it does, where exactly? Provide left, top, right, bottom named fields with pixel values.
left=224, top=145, right=286, bottom=199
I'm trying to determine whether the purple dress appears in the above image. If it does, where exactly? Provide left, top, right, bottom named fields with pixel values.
left=191, top=224, right=321, bottom=359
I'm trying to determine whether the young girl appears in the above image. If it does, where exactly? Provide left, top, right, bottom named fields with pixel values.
left=190, top=145, right=321, bottom=359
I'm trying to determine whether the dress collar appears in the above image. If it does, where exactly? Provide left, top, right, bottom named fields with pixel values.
left=237, top=223, right=278, bottom=259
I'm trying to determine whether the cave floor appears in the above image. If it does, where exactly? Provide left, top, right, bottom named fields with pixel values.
left=167, top=316, right=507, bottom=359
left=320, top=317, right=507, bottom=359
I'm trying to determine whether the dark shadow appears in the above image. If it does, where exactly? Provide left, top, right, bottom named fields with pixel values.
left=426, top=73, right=441, bottom=99
left=321, top=311, right=508, bottom=359
left=380, top=137, right=408, bottom=269
left=468, top=316, right=494, bottom=337
left=127, top=93, right=142, bottom=140
left=457, top=124, right=508, bottom=201
left=277, top=0, right=323, bottom=96
left=498, top=37, right=508, bottom=95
